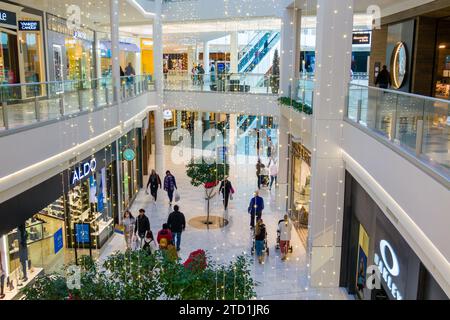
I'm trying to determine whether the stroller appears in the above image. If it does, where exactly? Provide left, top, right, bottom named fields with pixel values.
left=251, top=226, right=269, bottom=256
left=275, top=220, right=293, bottom=253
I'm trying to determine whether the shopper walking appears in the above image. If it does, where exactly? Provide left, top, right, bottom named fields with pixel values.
left=167, top=205, right=186, bottom=251
left=267, top=136, right=274, bottom=159
left=164, top=170, right=178, bottom=205
left=278, top=214, right=293, bottom=261
left=375, top=65, right=391, bottom=89
left=146, top=169, right=162, bottom=201
left=157, top=223, right=174, bottom=248
left=219, top=176, right=234, bottom=210
left=256, top=159, right=266, bottom=189
left=122, top=210, right=136, bottom=250
left=142, top=230, right=157, bottom=255
left=254, top=219, right=267, bottom=264
left=134, top=209, right=150, bottom=248
left=269, top=160, right=278, bottom=191
left=248, top=191, right=264, bottom=229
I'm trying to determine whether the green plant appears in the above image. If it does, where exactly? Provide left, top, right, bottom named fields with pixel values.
left=22, top=251, right=256, bottom=300
left=278, top=96, right=313, bottom=115
left=186, top=158, right=229, bottom=225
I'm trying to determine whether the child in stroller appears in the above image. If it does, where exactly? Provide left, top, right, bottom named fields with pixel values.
left=276, top=219, right=293, bottom=253
left=251, top=219, right=269, bottom=263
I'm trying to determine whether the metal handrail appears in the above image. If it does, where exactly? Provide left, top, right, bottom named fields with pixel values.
left=349, top=83, right=450, bottom=105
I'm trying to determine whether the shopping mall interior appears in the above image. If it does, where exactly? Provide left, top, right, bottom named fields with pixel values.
left=0, top=0, right=449, bottom=302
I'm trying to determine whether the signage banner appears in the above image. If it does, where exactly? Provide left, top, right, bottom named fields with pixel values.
left=353, top=32, right=371, bottom=45
left=18, top=20, right=40, bottom=31
left=123, top=148, right=136, bottom=161
left=74, top=223, right=91, bottom=244
left=53, top=228, right=64, bottom=254
left=0, top=9, right=17, bottom=28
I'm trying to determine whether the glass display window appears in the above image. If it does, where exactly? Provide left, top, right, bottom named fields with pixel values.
left=289, top=142, right=311, bottom=244
left=0, top=29, right=19, bottom=85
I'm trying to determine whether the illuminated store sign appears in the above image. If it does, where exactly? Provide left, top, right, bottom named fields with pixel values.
left=352, top=32, right=371, bottom=45
left=18, top=21, right=40, bottom=31
left=163, top=109, right=173, bottom=120
left=374, top=239, right=403, bottom=300
left=71, top=158, right=97, bottom=185
left=0, top=9, right=17, bottom=27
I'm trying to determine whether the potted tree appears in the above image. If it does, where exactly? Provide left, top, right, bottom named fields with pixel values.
left=270, top=49, right=280, bottom=94
left=186, top=158, right=229, bottom=226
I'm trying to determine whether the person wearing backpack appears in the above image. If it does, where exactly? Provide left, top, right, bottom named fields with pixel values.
left=146, top=169, right=162, bottom=202
left=142, top=230, right=157, bottom=255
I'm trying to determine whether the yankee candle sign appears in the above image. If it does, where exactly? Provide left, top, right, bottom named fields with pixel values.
left=18, top=21, right=40, bottom=31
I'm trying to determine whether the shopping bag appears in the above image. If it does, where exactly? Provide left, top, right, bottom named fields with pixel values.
left=174, top=190, right=181, bottom=202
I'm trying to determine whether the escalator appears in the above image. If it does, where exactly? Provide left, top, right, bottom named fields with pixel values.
left=238, top=31, right=281, bottom=74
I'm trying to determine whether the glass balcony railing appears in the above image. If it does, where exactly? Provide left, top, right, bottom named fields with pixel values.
left=347, top=84, right=450, bottom=179
left=164, top=72, right=279, bottom=95
left=0, top=75, right=155, bottom=132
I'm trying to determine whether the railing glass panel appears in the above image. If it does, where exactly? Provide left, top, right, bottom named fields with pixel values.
left=0, top=75, right=154, bottom=132
left=347, top=84, right=450, bottom=178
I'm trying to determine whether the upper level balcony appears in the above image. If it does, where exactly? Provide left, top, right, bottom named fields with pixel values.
left=346, top=84, right=450, bottom=186
left=0, top=76, right=155, bottom=133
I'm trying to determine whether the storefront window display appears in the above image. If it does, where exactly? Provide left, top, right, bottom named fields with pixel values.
left=289, top=142, right=311, bottom=244
left=65, top=147, right=118, bottom=250
left=0, top=6, right=46, bottom=98
left=47, top=13, right=94, bottom=85
left=99, top=38, right=140, bottom=77
left=0, top=144, right=118, bottom=299
left=141, top=38, right=154, bottom=77
left=0, top=29, right=19, bottom=84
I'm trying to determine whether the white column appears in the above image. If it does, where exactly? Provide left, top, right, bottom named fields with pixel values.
left=308, top=0, right=354, bottom=288
left=279, top=7, right=301, bottom=98
left=194, top=112, right=203, bottom=160
left=153, top=0, right=165, bottom=175
left=94, top=32, right=102, bottom=79
left=203, top=41, right=210, bottom=73
left=154, top=109, right=165, bottom=175
left=153, top=0, right=164, bottom=95
left=187, top=46, right=196, bottom=75
left=276, top=115, right=290, bottom=210
left=228, top=113, right=238, bottom=179
left=230, top=31, right=238, bottom=73
left=110, top=0, right=120, bottom=104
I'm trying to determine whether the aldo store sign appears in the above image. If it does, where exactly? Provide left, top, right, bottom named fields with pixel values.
left=0, top=9, right=17, bottom=28
left=71, top=158, right=97, bottom=185
left=374, top=240, right=403, bottom=300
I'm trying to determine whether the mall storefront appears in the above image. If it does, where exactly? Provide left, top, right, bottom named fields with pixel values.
left=46, top=13, right=94, bottom=86
left=0, top=1, right=46, bottom=98
left=340, top=171, right=449, bottom=300
left=289, top=141, right=311, bottom=246
left=0, top=144, right=120, bottom=299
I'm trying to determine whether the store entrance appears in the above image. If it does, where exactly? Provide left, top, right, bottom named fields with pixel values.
left=0, top=28, right=20, bottom=86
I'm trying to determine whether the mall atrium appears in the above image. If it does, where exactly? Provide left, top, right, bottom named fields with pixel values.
left=0, top=0, right=449, bottom=302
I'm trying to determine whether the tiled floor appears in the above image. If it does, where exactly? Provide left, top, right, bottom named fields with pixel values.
left=99, top=141, right=351, bottom=300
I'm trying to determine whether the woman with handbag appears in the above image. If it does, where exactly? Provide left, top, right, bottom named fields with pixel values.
left=122, top=210, right=135, bottom=250
left=146, top=169, right=162, bottom=202
left=164, top=170, right=178, bottom=206
left=219, top=176, right=234, bottom=211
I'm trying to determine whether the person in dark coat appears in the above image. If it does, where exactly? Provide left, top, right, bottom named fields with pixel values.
left=219, top=176, right=234, bottom=210
left=375, top=65, right=391, bottom=89
left=146, top=169, right=162, bottom=201
left=164, top=170, right=178, bottom=205
left=167, top=205, right=186, bottom=251
left=248, top=191, right=264, bottom=229
left=134, top=209, right=150, bottom=247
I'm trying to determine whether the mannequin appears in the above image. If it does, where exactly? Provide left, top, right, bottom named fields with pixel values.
left=18, top=225, right=28, bottom=283
left=0, top=243, right=5, bottom=299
